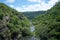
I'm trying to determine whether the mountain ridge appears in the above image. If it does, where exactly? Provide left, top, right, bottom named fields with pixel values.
left=33, top=2, right=60, bottom=40
left=0, top=3, right=32, bottom=40
left=22, top=11, right=46, bottom=20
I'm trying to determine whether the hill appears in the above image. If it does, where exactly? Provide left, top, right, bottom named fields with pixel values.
left=33, top=2, right=60, bottom=40
left=0, top=3, right=32, bottom=40
left=22, top=11, right=45, bottom=20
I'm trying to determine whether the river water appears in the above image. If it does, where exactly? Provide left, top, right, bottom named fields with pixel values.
left=30, top=22, right=35, bottom=32
left=20, top=22, right=40, bottom=40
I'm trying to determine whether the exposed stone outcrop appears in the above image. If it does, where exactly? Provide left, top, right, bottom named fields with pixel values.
left=0, top=16, right=11, bottom=40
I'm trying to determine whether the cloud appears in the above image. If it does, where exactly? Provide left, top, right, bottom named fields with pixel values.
left=28, top=0, right=42, bottom=3
left=9, top=5, right=14, bottom=8
left=15, top=0, right=58, bottom=12
left=6, top=0, right=15, bottom=3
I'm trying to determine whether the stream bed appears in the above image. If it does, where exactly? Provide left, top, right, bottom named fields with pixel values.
left=20, top=22, right=40, bottom=40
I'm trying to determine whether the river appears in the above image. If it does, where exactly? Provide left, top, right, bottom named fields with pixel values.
left=30, top=22, right=35, bottom=32
left=20, top=22, right=40, bottom=40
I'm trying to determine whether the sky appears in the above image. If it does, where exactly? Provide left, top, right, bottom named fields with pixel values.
left=0, top=0, right=59, bottom=12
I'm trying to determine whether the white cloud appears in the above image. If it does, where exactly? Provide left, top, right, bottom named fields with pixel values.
left=14, top=0, right=59, bottom=12
left=6, top=0, right=15, bottom=3
left=28, top=0, right=42, bottom=3
left=9, top=5, right=14, bottom=8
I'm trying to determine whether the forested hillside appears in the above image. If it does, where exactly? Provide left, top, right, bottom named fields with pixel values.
left=0, top=3, right=32, bottom=40
left=33, top=2, right=60, bottom=40
left=0, top=1, right=60, bottom=40
left=23, top=11, right=45, bottom=20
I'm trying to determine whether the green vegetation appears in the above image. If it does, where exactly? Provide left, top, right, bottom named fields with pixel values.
left=0, top=3, right=32, bottom=40
left=0, top=2, right=60, bottom=40
left=22, top=11, right=45, bottom=20
left=33, top=2, right=60, bottom=40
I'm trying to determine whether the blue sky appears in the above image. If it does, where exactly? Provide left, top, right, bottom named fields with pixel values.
left=0, top=0, right=59, bottom=12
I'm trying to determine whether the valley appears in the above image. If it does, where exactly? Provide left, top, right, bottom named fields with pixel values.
left=0, top=1, right=60, bottom=40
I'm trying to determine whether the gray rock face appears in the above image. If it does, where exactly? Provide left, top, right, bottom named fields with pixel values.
left=0, top=18, right=21, bottom=40
left=0, top=19, right=11, bottom=40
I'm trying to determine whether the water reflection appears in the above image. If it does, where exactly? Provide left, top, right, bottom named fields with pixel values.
left=30, top=22, right=35, bottom=32
left=20, top=22, right=40, bottom=40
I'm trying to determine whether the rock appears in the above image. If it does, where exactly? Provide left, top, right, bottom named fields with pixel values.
left=0, top=20, right=11, bottom=40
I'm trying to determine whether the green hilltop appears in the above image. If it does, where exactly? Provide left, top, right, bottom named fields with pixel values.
left=33, top=2, right=60, bottom=40
left=0, top=3, right=32, bottom=40
left=22, top=11, right=45, bottom=20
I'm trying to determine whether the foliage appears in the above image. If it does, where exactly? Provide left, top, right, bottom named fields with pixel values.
left=23, top=11, right=45, bottom=20
left=33, top=2, right=60, bottom=40
left=0, top=3, right=31, bottom=40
